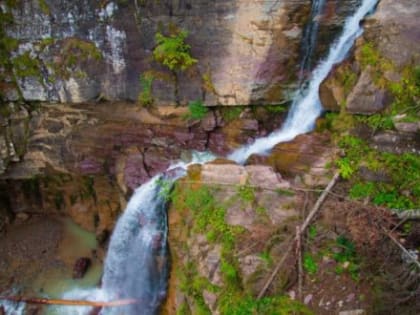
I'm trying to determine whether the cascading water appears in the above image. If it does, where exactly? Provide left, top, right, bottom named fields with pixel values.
left=1, top=1, right=379, bottom=314
left=228, top=0, right=379, bottom=164
left=55, top=152, right=215, bottom=315
left=298, top=0, right=326, bottom=85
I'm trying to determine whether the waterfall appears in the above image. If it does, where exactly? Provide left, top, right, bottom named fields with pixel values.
left=228, top=0, right=379, bottom=164
left=298, top=0, right=326, bottom=85
left=0, top=1, right=379, bottom=314
left=51, top=152, right=215, bottom=315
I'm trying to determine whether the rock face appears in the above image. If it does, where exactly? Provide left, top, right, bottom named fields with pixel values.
left=320, top=0, right=420, bottom=114
left=165, top=163, right=302, bottom=314
left=0, top=102, right=288, bottom=233
left=2, top=0, right=312, bottom=105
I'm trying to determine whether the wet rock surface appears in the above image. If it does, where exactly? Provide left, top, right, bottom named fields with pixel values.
left=72, top=257, right=91, bottom=279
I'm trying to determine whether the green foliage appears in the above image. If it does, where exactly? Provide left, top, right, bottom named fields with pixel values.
left=349, top=182, right=376, bottom=200
left=356, top=114, right=394, bottom=131
left=303, top=254, right=318, bottom=274
left=138, top=74, right=154, bottom=107
left=12, top=51, right=41, bottom=78
left=359, top=42, right=381, bottom=68
left=308, top=225, right=317, bottom=240
left=156, top=177, right=173, bottom=201
left=173, top=184, right=239, bottom=247
left=335, top=135, right=369, bottom=179
left=172, top=182, right=312, bottom=315
left=258, top=251, right=273, bottom=265
left=186, top=100, right=208, bottom=120
left=219, top=295, right=313, bottom=315
left=333, top=236, right=360, bottom=281
left=340, top=66, right=358, bottom=95
left=237, top=184, right=255, bottom=203
left=153, top=30, right=197, bottom=72
left=265, top=104, right=288, bottom=113
left=220, top=260, right=238, bottom=283
left=336, top=157, right=356, bottom=179
left=333, top=131, right=420, bottom=209
left=275, top=188, right=295, bottom=197
left=389, top=66, right=420, bottom=117
left=221, top=106, right=242, bottom=122
left=202, top=71, right=217, bottom=94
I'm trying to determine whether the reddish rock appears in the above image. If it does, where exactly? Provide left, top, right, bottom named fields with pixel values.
left=200, top=112, right=217, bottom=132
left=208, top=132, right=229, bottom=156
left=73, top=257, right=91, bottom=279
left=144, top=148, right=172, bottom=178
left=124, top=153, right=150, bottom=191
left=78, top=157, right=103, bottom=175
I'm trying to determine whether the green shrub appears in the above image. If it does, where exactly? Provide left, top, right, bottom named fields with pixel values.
left=303, top=254, right=318, bottom=274
left=138, top=74, right=154, bottom=107
left=349, top=182, right=376, bottom=200
left=153, top=30, right=197, bottom=72
left=237, top=184, right=255, bottom=203
left=186, top=100, right=208, bottom=120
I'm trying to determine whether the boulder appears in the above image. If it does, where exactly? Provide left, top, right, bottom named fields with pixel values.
left=346, top=68, right=389, bottom=114
left=73, top=257, right=91, bottom=279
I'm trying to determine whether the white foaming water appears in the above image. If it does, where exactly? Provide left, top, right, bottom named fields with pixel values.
left=0, top=300, right=25, bottom=315
left=1, top=1, right=378, bottom=313
left=228, top=0, right=379, bottom=164
left=44, top=151, right=216, bottom=315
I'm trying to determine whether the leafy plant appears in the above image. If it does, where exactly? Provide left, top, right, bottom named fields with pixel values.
left=153, top=30, right=197, bottom=72
left=303, top=254, right=318, bottom=274
left=357, top=114, right=394, bottom=131
left=221, top=106, right=242, bottom=122
left=237, top=184, right=255, bottom=203
left=138, top=73, right=154, bottom=107
left=333, top=236, right=360, bottom=280
left=308, top=225, right=317, bottom=240
left=349, top=182, right=376, bottom=200
left=359, top=42, right=380, bottom=68
left=186, top=100, right=208, bottom=120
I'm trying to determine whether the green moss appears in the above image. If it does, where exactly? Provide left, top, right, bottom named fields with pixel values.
left=12, top=51, right=41, bottom=79
left=171, top=181, right=311, bottom=314
left=186, top=100, right=208, bottom=120
left=202, top=71, right=217, bottom=95
left=218, top=295, right=313, bottom=315
left=220, top=106, right=242, bottom=122
left=332, top=132, right=420, bottom=210
left=138, top=73, right=154, bottom=108
left=237, top=184, right=256, bottom=203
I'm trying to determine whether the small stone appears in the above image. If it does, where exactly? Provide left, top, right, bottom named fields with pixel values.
left=73, top=257, right=91, bottom=279
left=343, top=261, right=350, bottom=269
left=338, top=300, right=344, bottom=308
left=203, top=290, right=218, bottom=310
left=304, top=294, right=313, bottom=305
left=16, top=212, right=30, bottom=221
left=288, top=290, right=296, bottom=300
left=346, top=293, right=355, bottom=303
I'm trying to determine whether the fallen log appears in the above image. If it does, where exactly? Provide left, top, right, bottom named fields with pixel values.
left=0, top=296, right=138, bottom=308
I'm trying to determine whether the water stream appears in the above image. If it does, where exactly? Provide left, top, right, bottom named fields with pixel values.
left=298, top=0, right=326, bottom=85
left=228, top=0, right=378, bottom=164
left=1, top=0, right=379, bottom=314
